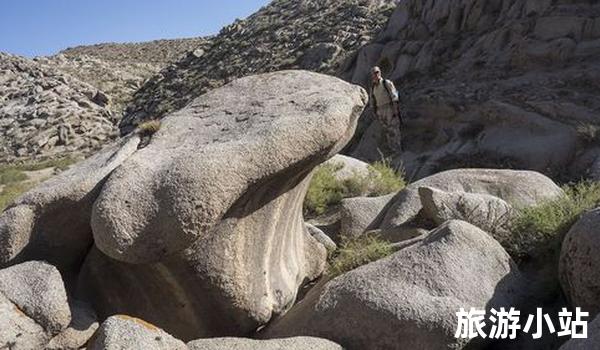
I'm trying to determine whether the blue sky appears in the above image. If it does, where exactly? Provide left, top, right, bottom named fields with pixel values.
left=0, top=0, right=270, bottom=57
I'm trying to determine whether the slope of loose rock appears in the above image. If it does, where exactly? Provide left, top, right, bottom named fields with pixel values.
left=121, top=0, right=396, bottom=130
left=0, top=52, right=118, bottom=162
left=346, top=0, right=600, bottom=180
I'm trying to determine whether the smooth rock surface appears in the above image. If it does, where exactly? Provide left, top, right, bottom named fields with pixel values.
left=264, top=220, right=527, bottom=350
left=0, top=136, right=139, bottom=272
left=77, top=70, right=367, bottom=340
left=379, top=169, right=562, bottom=229
left=88, top=315, right=187, bottom=350
left=0, top=261, right=71, bottom=335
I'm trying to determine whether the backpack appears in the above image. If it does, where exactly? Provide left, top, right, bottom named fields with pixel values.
left=380, top=79, right=404, bottom=126
left=371, top=79, right=404, bottom=126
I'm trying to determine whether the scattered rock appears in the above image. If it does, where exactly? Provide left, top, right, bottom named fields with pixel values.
left=339, top=193, right=395, bottom=238
left=46, top=300, right=99, bottom=350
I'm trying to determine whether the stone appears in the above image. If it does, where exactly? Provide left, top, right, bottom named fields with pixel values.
left=339, top=194, right=395, bottom=238
left=87, top=315, right=187, bottom=350
left=0, top=261, right=71, bottom=335
left=46, top=300, right=99, bottom=350
left=0, top=293, right=49, bottom=350
left=560, top=208, right=600, bottom=318
left=306, top=223, right=337, bottom=252
left=379, top=168, right=562, bottom=230
left=264, top=220, right=527, bottom=350
left=323, top=154, right=370, bottom=183
left=418, top=186, right=513, bottom=237
left=188, top=337, right=343, bottom=350
left=77, top=70, right=366, bottom=340
left=0, top=136, right=139, bottom=272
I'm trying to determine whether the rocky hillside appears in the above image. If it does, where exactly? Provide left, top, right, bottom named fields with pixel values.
left=2, top=71, right=600, bottom=350
left=0, top=52, right=117, bottom=163
left=60, top=37, right=209, bottom=65
left=121, top=0, right=397, bottom=131
left=345, top=0, right=600, bottom=181
left=38, top=38, right=213, bottom=116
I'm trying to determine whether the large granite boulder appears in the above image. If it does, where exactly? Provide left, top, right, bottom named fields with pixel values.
left=378, top=169, right=562, bottom=230
left=73, top=70, right=367, bottom=340
left=0, top=261, right=71, bottom=349
left=0, top=136, right=139, bottom=273
left=88, top=315, right=187, bottom=350
left=560, top=208, right=600, bottom=318
left=188, top=337, right=343, bottom=350
left=264, top=220, right=527, bottom=350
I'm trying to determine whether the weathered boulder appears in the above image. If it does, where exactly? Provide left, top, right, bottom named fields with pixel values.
left=323, top=154, right=371, bottom=182
left=0, top=261, right=71, bottom=334
left=559, top=313, right=600, bottom=350
left=188, top=337, right=343, bottom=350
left=0, top=293, right=49, bottom=350
left=0, top=136, right=139, bottom=272
left=0, top=261, right=71, bottom=349
left=418, top=186, right=513, bottom=237
left=379, top=169, right=562, bottom=230
left=88, top=315, right=187, bottom=350
left=560, top=208, right=600, bottom=318
left=46, top=300, right=99, bottom=350
left=76, top=70, right=367, bottom=340
left=264, top=220, right=527, bottom=350
left=339, top=194, right=395, bottom=238
left=306, top=223, right=337, bottom=252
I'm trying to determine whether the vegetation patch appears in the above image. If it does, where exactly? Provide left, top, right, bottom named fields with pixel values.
left=304, top=159, right=405, bottom=217
left=137, top=119, right=162, bottom=137
left=507, top=181, right=600, bottom=261
left=0, top=157, right=76, bottom=211
left=327, top=232, right=394, bottom=277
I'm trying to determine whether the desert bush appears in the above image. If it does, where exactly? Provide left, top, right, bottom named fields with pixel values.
left=304, top=159, right=405, bottom=216
left=507, top=181, right=600, bottom=261
left=328, top=232, right=394, bottom=277
left=369, top=159, right=405, bottom=196
left=137, top=119, right=161, bottom=136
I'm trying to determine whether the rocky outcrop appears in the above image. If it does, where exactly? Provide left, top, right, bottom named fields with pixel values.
left=419, top=186, right=514, bottom=234
left=36, top=38, right=213, bottom=117
left=264, top=220, right=527, bottom=350
left=377, top=168, right=562, bottom=230
left=0, top=52, right=118, bottom=162
left=0, top=70, right=367, bottom=340
left=121, top=0, right=395, bottom=131
left=346, top=0, right=600, bottom=180
left=339, top=193, right=395, bottom=237
left=0, top=136, right=139, bottom=273
left=88, top=315, right=188, bottom=350
left=560, top=208, right=600, bottom=318
left=0, top=261, right=71, bottom=349
left=188, top=337, right=343, bottom=350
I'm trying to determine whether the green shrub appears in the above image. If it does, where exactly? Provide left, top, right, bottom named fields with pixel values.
left=507, top=181, right=600, bottom=260
left=304, top=163, right=348, bottom=216
left=137, top=120, right=161, bottom=137
left=0, top=167, right=27, bottom=185
left=328, top=233, right=394, bottom=277
left=304, top=159, right=405, bottom=217
left=368, top=160, right=406, bottom=196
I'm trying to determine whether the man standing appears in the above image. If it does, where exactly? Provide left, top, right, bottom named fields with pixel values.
left=369, top=66, right=403, bottom=152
